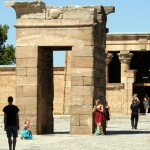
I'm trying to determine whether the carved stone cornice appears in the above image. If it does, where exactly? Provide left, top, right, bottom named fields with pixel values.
left=118, top=53, right=133, bottom=64
left=105, top=53, right=113, bottom=65
left=5, top=1, right=46, bottom=18
left=5, top=1, right=115, bottom=20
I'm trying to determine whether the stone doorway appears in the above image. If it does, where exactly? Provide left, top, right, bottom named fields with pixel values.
left=37, top=46, right=71, bottom=134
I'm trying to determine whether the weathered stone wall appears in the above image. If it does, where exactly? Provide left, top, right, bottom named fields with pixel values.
left=0, top=66, right=65, bottom=116
left=0, top=67, right=16, bottom=115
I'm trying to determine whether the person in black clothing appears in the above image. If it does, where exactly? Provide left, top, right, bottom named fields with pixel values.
left=130, top=99, right=140, bottom=129
left=3, top=96, right=20, bottom=150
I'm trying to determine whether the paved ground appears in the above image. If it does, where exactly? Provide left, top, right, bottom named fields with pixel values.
left=0, top=114, right=150, bottom=150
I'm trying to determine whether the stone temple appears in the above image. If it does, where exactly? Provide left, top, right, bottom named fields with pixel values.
left=2, top=1, right=115, bottom=134
left=2, top=1, right=150, bottom=135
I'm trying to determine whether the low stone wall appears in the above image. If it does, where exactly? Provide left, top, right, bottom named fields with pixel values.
left=0, top=66, right=66, bottom=115
left=0, top=67, right=131, bottom=115
left=0, top=66, right=16, bottom=115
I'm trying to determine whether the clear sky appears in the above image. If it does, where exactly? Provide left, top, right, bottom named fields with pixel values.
left=1, top=0, right=150, bottom=66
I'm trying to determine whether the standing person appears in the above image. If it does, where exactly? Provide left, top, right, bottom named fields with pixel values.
left=105, top=101, right=111, bottom=128
left=143, top=95, right=150, bottom=114
left=93, top=99, right=104, bottom=135
left=130, top=99, right=140, bottom=129
left=20, top=120, right=32, bottom=139
left=3, top=96, right=19, bottom=150
left=132, top=94, right=140, bottom=102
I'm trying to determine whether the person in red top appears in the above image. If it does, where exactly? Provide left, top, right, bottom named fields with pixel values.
left=93, top=99, right=104, bottom=135
left=3, top=96, right=19, bottom=150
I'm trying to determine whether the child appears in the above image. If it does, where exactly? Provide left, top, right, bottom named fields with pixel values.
left=93, top=99, right=104, bottom=135
left=20, top=120, right=32, bottom=139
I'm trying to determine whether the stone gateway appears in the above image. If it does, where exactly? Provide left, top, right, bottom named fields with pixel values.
left=5, top=1, right=114, bottom=134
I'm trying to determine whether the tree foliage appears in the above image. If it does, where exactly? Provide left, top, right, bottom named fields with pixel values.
left=0, top=24, right=15, bottom=65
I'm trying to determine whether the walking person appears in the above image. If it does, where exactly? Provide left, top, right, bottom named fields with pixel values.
left=93, top=99, right=104, bottom=135
left=3, top=96, right=20, bottom=150
left=130, top=99, right=140, bottom=129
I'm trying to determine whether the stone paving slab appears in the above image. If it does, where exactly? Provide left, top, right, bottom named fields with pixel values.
left=0, top=114, right=150, bottom=150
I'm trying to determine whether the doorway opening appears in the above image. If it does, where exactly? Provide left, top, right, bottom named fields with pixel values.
left=130, top=51, right=150, bottom=83
left=37, top=46, right=71, bottom=134
left=131, top=51, right=150, bottom=113
left=108, top=51, right=121, bottom=83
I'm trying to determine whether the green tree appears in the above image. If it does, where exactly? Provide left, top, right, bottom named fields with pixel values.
left=0, top=24, right=15, bottom=65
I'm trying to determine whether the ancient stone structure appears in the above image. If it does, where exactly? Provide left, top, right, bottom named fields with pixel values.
left=106, top=33, right=150, bottom=114
left=5, top=1, right=114, bottom=134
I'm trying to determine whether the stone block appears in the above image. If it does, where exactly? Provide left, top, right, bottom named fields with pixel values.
left=72, top=86, right=94, bottom=96
left=71, top=96, right=84, bottom=106
left=72, top=46, right=94, bottom=57
left=25, top=105, right=37, bottom=115
left=16, top=86, right=23, bottom=97
left=71, top=68, right=94, bottom=77
left=71, top=76, right=83, bottom=86
left=80, top=115, right=92, bottom=126
left=54, top=92, right=64, bottom=98
left=83, top=96, right=93, bottom=105
left=72, top=57, right=94, bottom=68
left=16, top=58, right=37, bottom=68
left=70, top=105, right=92, bottom=115
left=16, top=68, right=27, bottom=76
left=63, top=8, right=95, bottom=19
left=83, top=77, right=94, bottom=86
left=27, top=68, right=37, bottom=76
left=15, top=97, right=37, bottom=106
left=70, top=125, right=92, bottom=135
left=70, top=115, right=79, bottom=126
left=16, top=46, right=38, bottom=58
left=17, top=105, right=25, bottom=115
left=16, top=76, right=37, bottom=85
left=23, top=85, right=37, bottom=97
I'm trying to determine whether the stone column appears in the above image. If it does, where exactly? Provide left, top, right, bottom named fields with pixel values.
left=118, top=52, right=133, bottom=83
left=118, top=52, right=133, bottom=114
left=105, top=52, right=113, bottom=83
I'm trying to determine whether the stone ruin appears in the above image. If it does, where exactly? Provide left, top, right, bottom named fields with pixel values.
left=5, top=1, right=115, bottom=134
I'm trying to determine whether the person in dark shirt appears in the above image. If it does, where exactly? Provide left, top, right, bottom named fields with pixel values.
left=130, top=99, right=140, bottom=129
left=3, top=96, right=19, bottom=150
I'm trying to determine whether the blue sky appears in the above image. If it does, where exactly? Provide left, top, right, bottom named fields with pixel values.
left=1, top=0, right=150, bottom=66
